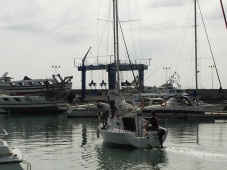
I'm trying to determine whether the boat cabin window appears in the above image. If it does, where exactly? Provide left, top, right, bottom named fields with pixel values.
left=122, top=117, right=136, bottom=132
left=28, top=82, right=34, bottom=85
left=176, top=90, right=183, bottom=93
left=3, top=98, right=10, bottom=101
left=179, top=98, right=192, bottom=106
left=38, top=81, right=44, bottom=85
left=169, top=90, right=175, bottom=93
left=25, top=98, right=32, bottom=102
left=152, top=100, right=163, bottom=105
left=14, top=98, right=21, bottom=102
left=19, top=82, right=24, bottom=86
left=10, top=82, right=16, bottom=86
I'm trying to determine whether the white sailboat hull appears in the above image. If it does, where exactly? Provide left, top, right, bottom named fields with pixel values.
left=99, top=117, right=168, bottom=148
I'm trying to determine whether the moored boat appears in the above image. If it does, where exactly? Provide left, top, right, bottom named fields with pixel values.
left=67, top=100, right=98, bottom=117
left=0, top=94, right=67, bottom=114
left=0, top=129, right=31, bottom=170
left=141, top=95, right=205, bottom=116
left=0, top=72, right=73, bottom=96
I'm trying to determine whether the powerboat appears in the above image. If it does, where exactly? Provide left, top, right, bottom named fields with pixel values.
left=0, top=72, right=73, bottom=96
left=67, top=104, right=98, bottom=117
left=0, top=129, right=31, bottom=170
left=198, top=101, right=227, bottom=112
left=141, top=95, right=205, bottom=116
left=67, top=99, right=98, bottom=117
left=0, top=94, right=67, bottom=114
left=131, top=72, right=188, bottom=101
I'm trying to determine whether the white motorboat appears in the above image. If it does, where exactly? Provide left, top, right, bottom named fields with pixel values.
left=0, top=94, right=67, bottom=114
left=129, top=72, right=188, bottom=101
left=0, top=72, right=73, bottom=96
left=0, top=129, right=31, bottom=170
left=141, top=95, right=205, bottom=116
left=198, top=101, right=227, bottom=112
left=67, top=99, right=98, bottom=117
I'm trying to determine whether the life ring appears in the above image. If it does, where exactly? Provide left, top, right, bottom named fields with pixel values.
left=161, top=100, right=166, bottom=107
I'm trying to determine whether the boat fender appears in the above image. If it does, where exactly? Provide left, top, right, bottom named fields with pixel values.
left=161, top=100, right=166, bottom=107
left=97, top=128, right=100, bottom=138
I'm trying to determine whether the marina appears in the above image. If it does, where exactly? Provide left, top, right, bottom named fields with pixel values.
left=0, top=114, right=227, bottom=170
left=0, top=0, right=227, bottom=169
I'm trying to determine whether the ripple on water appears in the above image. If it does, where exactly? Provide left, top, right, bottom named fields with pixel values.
left=167, top=147, right=227, bottom=162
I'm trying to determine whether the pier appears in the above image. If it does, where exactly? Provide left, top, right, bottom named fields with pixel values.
left=145, top=112, right=227, bottom=122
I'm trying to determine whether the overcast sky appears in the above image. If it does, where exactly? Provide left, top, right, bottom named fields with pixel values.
left=0, top=0, right=226, bottom=89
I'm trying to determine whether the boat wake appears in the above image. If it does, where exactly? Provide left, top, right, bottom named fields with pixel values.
left=167, top=147, right=227, bottom=162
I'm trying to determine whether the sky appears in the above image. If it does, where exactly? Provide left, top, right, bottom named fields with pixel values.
left=0, top=0, right=227, bottom=90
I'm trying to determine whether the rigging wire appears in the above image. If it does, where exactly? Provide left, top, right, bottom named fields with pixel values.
left=144, top=68, right=159, bottom=81
left=126, top=0, right=137, bottom=61
left=119, top=21, right=140, bottom=96
left=175, top=3, right=194, bottom=71
left=220, top=0, right=227, bottom=29
left=197, top=0, right=222, bottom=90
left=134, top=0, right=143, bottom=61
left=96, top=1, right=112, bottom=62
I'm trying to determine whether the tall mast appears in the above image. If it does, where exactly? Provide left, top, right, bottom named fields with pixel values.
left=113, top=0, right=120, bottom=92
left=113, top=0, right=116, bottom=69
left=194, top=0, right=198, bottom=90
left=116, top=0, right=120, bottom=92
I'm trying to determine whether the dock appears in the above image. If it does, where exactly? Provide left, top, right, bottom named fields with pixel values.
left=144, top=112, right=227, bottom=122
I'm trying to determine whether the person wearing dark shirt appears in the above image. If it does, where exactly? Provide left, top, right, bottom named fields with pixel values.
left=144, top=111, right=166, bottom=147
left=144, top=111, right=159, bottom=131
left=68, top=91, right=75, bottom=103
left=150, top=111, right=159, bottom=130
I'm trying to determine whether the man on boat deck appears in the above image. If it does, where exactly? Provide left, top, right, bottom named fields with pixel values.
left=144, top=111, right=165, bottom=147
left=144, top=111, right=159, bottom=131
left=67, top=91, right=75, bottom=103
left=96, top=102, right=111, bottom=129
left=107, top=85, right=118, bottom=118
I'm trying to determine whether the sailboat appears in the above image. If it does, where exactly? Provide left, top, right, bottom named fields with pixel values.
left=98, top=0, right=168, bottom=148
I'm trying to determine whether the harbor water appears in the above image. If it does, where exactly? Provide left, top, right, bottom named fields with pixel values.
left=1, top=113, right=227, bottom=170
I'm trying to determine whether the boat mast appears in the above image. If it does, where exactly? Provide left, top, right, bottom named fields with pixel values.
left=113, top=0, right=116, bottom=74
left=113, top=0, right=120, bottom=92
left=194, top=0, right=198, bottom=90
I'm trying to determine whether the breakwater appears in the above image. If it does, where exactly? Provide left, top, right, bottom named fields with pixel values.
left=71, top=89, right=227, bottom=103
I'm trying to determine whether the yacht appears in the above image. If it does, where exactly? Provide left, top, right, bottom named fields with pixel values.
left=0, top=129, right=31, bottom=170
left=0, top=72, right=73, bottom=96
left=141, top=95, right=205, bottom=116
left=0, top=94, right=67, bottom=114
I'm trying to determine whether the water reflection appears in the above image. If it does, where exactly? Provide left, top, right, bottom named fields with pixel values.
left=95, top=144, right=168, bottom=170
left=0, top=114, right=227, bottom=170
left=165, top=121, right=207, bottom=145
